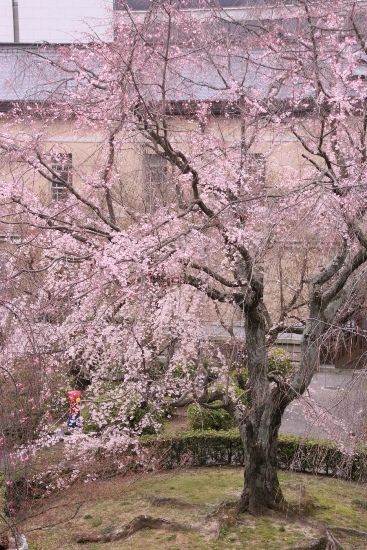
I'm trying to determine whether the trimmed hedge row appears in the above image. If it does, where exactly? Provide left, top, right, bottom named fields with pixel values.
left=142, top=431, right=367, bottom=481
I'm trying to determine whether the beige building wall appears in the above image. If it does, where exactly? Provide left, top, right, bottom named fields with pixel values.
left=0, top=112, right=326, bottom=329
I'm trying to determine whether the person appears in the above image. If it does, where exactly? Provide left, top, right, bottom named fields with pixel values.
left=67, top=392, right=82, bottom=430
left=67, top=412, right=81, bottom=429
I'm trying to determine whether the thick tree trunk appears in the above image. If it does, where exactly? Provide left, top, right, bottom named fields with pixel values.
left=235, top=303, right=286, bottom=514
left=237, top=400, right=285, bottom=514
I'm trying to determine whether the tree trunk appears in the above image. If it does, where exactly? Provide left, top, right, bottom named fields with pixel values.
left=237, top=400, right=285, bottom=514
left=236, top=303, right=286, bottom=514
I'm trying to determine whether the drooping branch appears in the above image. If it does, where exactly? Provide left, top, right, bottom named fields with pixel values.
left=183, top=273, right=231, bottom=303
left=35, top=153, right=122, bottom=233
left=101, top=127, right=122, bottom=226
left=278, top=254, right=308, bottom=324
left=10, top=196, right=107, bottom=244
left=187, top=261, right=242, bottom=289
left=0, top=141, right=121, bottom=234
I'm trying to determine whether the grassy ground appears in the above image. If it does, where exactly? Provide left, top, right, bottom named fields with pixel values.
left=3, top=467, right=367, bottom=550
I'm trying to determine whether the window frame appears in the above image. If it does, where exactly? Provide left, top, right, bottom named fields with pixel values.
left=50, top=152, right=73, bottom=202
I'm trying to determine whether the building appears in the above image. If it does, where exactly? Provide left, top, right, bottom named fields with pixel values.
left=0, top=0, right=112, bottom=44
left=0, top=0, right=308, bottom=45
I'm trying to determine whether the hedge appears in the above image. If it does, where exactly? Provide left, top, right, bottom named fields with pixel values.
left=142, top=431, right=367, bottom=482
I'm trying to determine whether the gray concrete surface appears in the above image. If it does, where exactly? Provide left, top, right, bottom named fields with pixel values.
left=281, top=367, right=367, bottom=442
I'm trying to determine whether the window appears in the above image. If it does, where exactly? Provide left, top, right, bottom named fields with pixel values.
left=50, top=153, right=72, bottom=201
left=350, top=52, right=367, bottom=81
left=0, top=233, right=19, bottom=243
left=143, top=152, right=168, bottom=213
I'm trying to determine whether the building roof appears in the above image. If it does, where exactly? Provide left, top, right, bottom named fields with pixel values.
left=0, top=46, right=71, bottom=109
left=121, top=0, right=293, bottom=9
left=0, top=34, right=360, bottom=113
left=0, top=42, right=286, bottom=108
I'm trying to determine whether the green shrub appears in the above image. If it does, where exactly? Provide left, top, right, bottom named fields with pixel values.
left=188, top=403, right=234, bottom=431
left=172, top=362, right=196, bottom=378
left=268, top=347, right=293, bottom=376
left=81, top=407, right=100, bottom=434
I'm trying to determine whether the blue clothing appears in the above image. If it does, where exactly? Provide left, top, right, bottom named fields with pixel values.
left=67, top=413, right=81, bottom=429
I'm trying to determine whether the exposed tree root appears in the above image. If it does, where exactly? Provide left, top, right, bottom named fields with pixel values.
left=329, top=525, right=367, bottom=538
left=74, top=501, right=363, bottom=548
left=288, top=537, right=328, bottom=550
left=75, top=515, right=193, bottom=543
left=289, top=529, right=344, bottom=550
left=206, top=500, right=239, bottom=529
left=206, top=499, right=238, bottom=518
left=325, top=529, right=343, bottom=550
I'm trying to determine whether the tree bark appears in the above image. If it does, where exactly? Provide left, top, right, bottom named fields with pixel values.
left=235, top=304, right=287, bottom=514
left=237, top=400, right=285, bottom=514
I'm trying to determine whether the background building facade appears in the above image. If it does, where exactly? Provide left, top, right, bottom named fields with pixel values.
left=0, top=0, right=112, bottom=44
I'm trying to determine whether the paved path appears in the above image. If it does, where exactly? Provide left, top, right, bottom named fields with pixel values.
left=281, top=367, right=367, bottom=442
